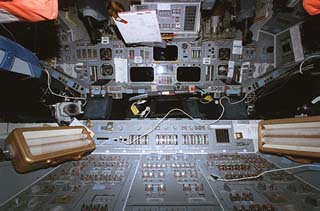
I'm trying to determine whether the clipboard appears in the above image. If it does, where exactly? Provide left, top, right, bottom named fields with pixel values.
left=113, top=10, right=162, bottom=44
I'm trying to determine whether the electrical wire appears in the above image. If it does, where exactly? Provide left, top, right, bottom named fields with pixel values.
left=252, top=63, right=315, bottom=103
left=299, top=55, right=320, bottom=74
left=121, top=93, right=250, bottom=145
left=248, top=62, right=304, bottom=103
left=0, top=24, right=16, bottom=41
left=200, top=99, right=213, bottom=104
left=122, top=97, right=228, bottom=145
left=144, top=109, right=151, bottom=118
left=186, top=96, right=212, bottom=104
left=208, top=164, right=320, bottom=182
left=199, top=95, right=214, bottom=104
left=247, top=55, right=319, bottom=104
left=221, top=93, right=249, bottom=105
left=195, top=85, right=207, bottom=94
left=44, top=68, right=86, bottom=101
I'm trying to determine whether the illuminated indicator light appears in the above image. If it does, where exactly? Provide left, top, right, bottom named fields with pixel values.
left=189, top=85, right=196, bottom=93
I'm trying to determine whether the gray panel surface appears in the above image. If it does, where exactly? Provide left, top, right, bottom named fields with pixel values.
left=1, top=121, right=319, bottom=211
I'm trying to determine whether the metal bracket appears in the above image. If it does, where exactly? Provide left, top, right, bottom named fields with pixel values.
left=0, top=148, right=11, bottom=161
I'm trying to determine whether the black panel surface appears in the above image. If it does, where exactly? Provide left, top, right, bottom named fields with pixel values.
left=130, top=67, right=154, bottom=82
left=177, top=66, right=201, bottom=82
left=153, top=45, right=178, bottom=61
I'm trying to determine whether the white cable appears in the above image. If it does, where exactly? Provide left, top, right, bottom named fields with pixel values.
left=209, top=164, right=320, bottom=182
left=221, top=93, right=249, bottom=105
left=44, top=68, right=86, bottom=100
left=299, top=55, right=320, bottom=74
left=140, top=106, right=150, bottom=118
left=123, top=98, right=226, bottom=145
left=122, top=93, right=247, bottom=145
left=144, top=107, right=151, bottom=118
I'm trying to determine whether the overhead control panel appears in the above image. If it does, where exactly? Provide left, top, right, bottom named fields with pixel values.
left=131, top=0, right=201, bottom=39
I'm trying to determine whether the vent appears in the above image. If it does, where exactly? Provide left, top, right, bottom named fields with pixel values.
left=129, top=135, right=149, bottom=145
left=184, top=6, right=197, bottom=31
left=156, top=135, right=178, bottom=145
left=182, top=134, right=208, bottom=145
left=205, top=65, right=214, bottom=81
left=216, top=129, right=230, bottom=143
left=159, top=207, right=186, bottom=211
left=133, top=207, right=159, bottom=211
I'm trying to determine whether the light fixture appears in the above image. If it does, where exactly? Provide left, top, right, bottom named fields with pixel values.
left=259, top=116, right=320, bottom=163
left=2, top=126, right=95, bottom=173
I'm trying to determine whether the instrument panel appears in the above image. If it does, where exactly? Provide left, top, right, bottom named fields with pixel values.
left=91, top=119, right=257, bottom=154
left=49, top=0, right=306, bottom=103
left=131, top=0, right=201, bottom=38
left=55, top=39, right=256, bottom=97
left=1, top=1, right=319, bottom=210
left=1, top=121, right=320, bottom=211
left=1, top=154, right=320, bottom=211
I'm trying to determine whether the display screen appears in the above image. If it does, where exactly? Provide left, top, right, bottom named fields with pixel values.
left=130, top=67, right=154, bottom=82
left=177, top=67, right=201, bottom=82
left=100, top=48, right=112, bottom=60
left=153, top=45, right=178, bottom=61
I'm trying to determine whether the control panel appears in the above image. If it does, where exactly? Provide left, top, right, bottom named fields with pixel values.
left=54, top=38, right=256, bottom=97
left=91, top=119, right=258, bottom=154
left=0, top=121, right=320, bottom=211
left=1, top=153, right=319, bottom=211
left=131, top=0, right=201, bottom=38
left=39, top=0, right=309, bottom=121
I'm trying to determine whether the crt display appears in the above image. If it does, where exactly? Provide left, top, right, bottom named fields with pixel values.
left=130, top=67, right=154, bottom=82
left=153, top=45, right=178, bottom=61
left=177, top=67, right=201, bottom=82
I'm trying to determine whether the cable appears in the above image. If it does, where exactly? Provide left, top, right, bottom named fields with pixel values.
left=123, top=98, right=226, bottom=145
left=0, top=24, right=16, bottom=41
left=129, top=94, right=148, bottom=102
left=44, top=68, right=86, bottom=101
left=195, top=85, right=207, bottom=94
left=122, top=93, right=249, bottom=145
left=252, top=62, right=315, bottom=103
left=209, top=164, right=320, bottom=182
left=200, top=95, right=214, bottom=104
left=140, top=106, right=150, bottom=118
left=144, top=108, right=151, bottom=118
left=200, top=99, right=213, bottom=104
left=247, top=57, right=316, bottom=103
left=220, top=93, right=249, bottom=105
left=120, top=93, right=249, bottom=145
left=299, top=55, right=320, bottom=74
